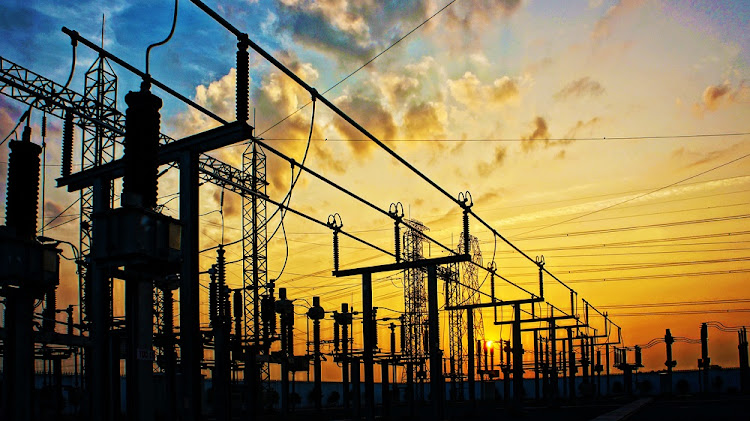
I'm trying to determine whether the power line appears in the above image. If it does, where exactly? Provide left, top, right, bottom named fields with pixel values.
left=597, top=298, right=750, bottom=309
left=610, top=308, right=750, bottom=317
left=513, top=151, right=750, bottom=238
left=515, top=214, right=750, bottom=241
left=265, top=132, right=750, bottom=142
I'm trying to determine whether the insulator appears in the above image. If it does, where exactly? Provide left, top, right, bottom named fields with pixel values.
left=372, top=311, right=378, bottom=349
left=5, top=129, right=41, bottom=239
left=209, top=280, right=218, bottom=323
left=262, top=296, right=277, bottom=335
left=236, top=41, right=249, bottom=123
left=123, top=82, right=162, bottom=209
left=217, top=247, right=226, bottom=318
left=67, top=308, right=74, bottom=336
left=462, top=209, right=470, bottom=254
left=224, top=288, right=231, bottom=324
left=61, top=108, right=74, bottom=177
left=233, top=290, right=242, bottom=327
left=394, top=222, right=400, bottom=263
left=41, top=114, right=47, bottom=138
left=333, top=320, right=340, bottom=352
left=538, top=266, right=544, bottom=299
left=43, top=288, right=57, bottom=332
left=333, top=231, right=340, bottom=271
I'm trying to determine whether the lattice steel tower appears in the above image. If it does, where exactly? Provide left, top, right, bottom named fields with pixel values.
left=444, top=260, right=465, bottom=398
left=80, top=55, right=120, bottom=323
left=402, top=219, right=429, bottom=380
left=242, top=141, right=269, bottom=386
left=459, top=234, right=484, bottom=361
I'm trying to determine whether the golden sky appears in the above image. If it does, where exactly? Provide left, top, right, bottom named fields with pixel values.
left=1, top=0, right=749, bottom=379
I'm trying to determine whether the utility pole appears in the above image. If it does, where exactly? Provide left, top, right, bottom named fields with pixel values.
left=665, top=329, right=676, bottom=395
left=307, top=296, right=325, bottom=411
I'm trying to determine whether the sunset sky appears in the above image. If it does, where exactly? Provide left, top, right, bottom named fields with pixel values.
left=1, top=0, right=749, bottom=379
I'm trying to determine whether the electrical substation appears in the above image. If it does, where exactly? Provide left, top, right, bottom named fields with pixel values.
left=1, top=2, right=749, bottom=421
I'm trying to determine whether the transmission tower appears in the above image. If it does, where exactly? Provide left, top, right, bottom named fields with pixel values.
left=459, top=234, right=484, bottom=359
left=402, top=219, right=429, bottom=382
left=444, top=260, right=465, bottom=398
left=78, top=54, right=119, bottom=325
left=242, top=141, right=270, bottom=392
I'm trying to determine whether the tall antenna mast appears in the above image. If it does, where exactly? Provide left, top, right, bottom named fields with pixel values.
left=101, top=14, right=105, bottom=48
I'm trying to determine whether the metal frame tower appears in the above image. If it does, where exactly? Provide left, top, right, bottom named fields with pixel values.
left=80, top=55, right=120, bottom=324
left=460, top=234, right=484, bottom=353
left=242, top=141, right=269, bottom=387
left=402, top=219, right=428, bottom=379
left=445, top=261, right=465, bottom=397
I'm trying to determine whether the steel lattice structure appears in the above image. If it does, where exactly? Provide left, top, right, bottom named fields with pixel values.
left=242, top=141, right=270, bottom=392
left=444, top=260, right=465, bottom=398
left=459, top=234, right=484, bottom=358
left=80, top=55, right=119, bottom=325
left=402, top=219, right=429, bottom=381
left=0, top=53, right=266, bottom=379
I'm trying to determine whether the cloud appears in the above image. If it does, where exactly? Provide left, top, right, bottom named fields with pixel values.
left=525, top=116, right=550, bottom=140
left=168, top=52, right=331, bottom=196
left=332, top=93, right=398, bottom=158
left=448, top=72, right=519, bottom=110
left=692, top=81, right=749, bottom=115
left=377, top=73, right=421, bottom=106
left=672, top=142, right=747, bottom=170
left=702, top=84, right=731, bottom=110
left=564, top=117, right=602, bottom=139
left=443, top=0, right=522, bottom=30
left=311, top=142, right=346, bottom=174
left=477, top=146, right=508, bottom=177
left=520, top=116, right=601, bottom=154
left=554, top=77, right=605, bottom=100
left=403, top=101, right=446, bottom=141
left=274, top=0, right=427, bottom=63
left=591, top=0, right=647, bottom=40
left=168, top=68, right=238, bottom=139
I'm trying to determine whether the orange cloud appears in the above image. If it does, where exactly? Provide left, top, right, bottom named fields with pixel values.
left=477, top=146, right=508, bottom=177
left=403, top=101, right=446, bottom=141
left=554, top=77, right=605, bottom=100
left=332, top=93, right=397, bottom=159
left=448, top=72, right=519, bottom=110
left=692, top=81, right=748, bottom=115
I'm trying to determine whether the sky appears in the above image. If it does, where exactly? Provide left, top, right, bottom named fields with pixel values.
left=1, top=0, right=749, bottom=381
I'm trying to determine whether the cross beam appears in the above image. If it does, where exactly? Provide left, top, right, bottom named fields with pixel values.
left=57, top=122, right=253, bottom=191
left=445, top=297, right=542, bottom=311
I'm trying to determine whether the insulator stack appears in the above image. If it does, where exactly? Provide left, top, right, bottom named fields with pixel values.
left=236, top=40, right=249, bottom=123
left=42, top=288, right=57, bottom=332
left=41, top=115, right=47, bottom=138
left=372, top=308, right=378, bottom=349
left=224, top=290, right=231, bottom=324
left=462, top=209, right=470, bottom=254
left=394, top=222, right=400, bottom=263
left=333, top=316, right=340, bottom=352
left=209, top=267, right=218, bottom=323
left=333, top=230, right=340, bottom=271
left=538, top=266, right=544, bottom=299
left=217, top=247, right=226, bottom=319
left=262, top=295, right=276, bottom=335
left=61, top=108, right=74, bottom=177
left=400, top=319, right=405, bottom=351
left=5, top=127, right=42, bottom=240
left=122, top=81, right=162, bottom=209
left=233, top=290, right=242, bottom=330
